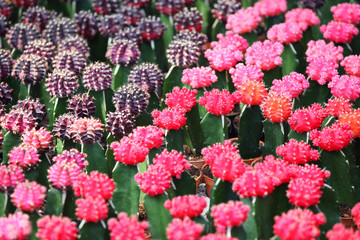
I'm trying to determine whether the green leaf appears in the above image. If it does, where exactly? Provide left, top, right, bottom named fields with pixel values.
left=44, top=188, right=63, bottom=216
left=238, top=105, right=263, bottom=159
left=83, top=142, right=109, bottom=175
left=144, top=194, right=172, bottom=240
left=79, top=222, right=106, bottom=240
left=112, top=163, right=140, bottom=216
left=263, top=120, right=285, bottom=157
left=1, top=130, right=20, bottom=164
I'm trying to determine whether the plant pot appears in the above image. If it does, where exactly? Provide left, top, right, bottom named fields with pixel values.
left=340, top=217, right=357, bottom=229
left=242, top=155, right=263, bottom=167
left=201, top=164, right=214, bottom=197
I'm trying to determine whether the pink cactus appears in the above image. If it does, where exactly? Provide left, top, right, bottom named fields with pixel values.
left=267, top=23, right=303, bottom=45
left=48, top=161, right=82, bottom=190
left=320, top=21, right=359, bottom=44
left=232, top=80, right=267, bottom=106
left=70, top=117, right=104, bottom=144
left=254, top=155, right=293, bottom=186
left=338, top=109, right=360, bottom=139
left=211, top=31, right=248, bottom=54
left=153, top=149, right=190, bottom=179
left=326, top=223, right=360, bottom=240
left=52, top=149, right=88, bottom=170
left=287, top=178, right=322, bottom=208
left=328, top=75, right=360, bottom=101
left=229, top=63, right=264, bottom=88
left=326, top=98, right=352, bottom=117
left=22, top=127, right=52, bottom=151
left=351, top=202, right=360, bottom=229
left=200, top=234, right=239, bottom=240
left=201, top=140, right=245, bottom=182
left=166, top=217, right=203, bottom=240
left=9, top=145, right=39, bottom=169
left=306, top=57, right=339, bottom=85
left=0, top=212, right=32, bottom=240
left=211, top=201, right=250, bottom=232
left=0, top=164, right=25, bottom=192
left=165, top=87, right=198, bottom=112
left=285, top=8, right=320, bottom=31
left=152, top=107, right=187, bottom=130
left=134, top=165, right=171, bottom=196
left=261, top=91, right=292, bottom=123
left=1, top=109, right=36, bottom=134
left=110, top=137, right=149, bottom=165
left=245, top=40, right=284, bottom=71
left=276, top=139, right=320, bottom=164
left=181, top=66, right=218, bottom=88
left=270, top=72, right=309, bottom=99
left=273, top=209, right=326, bottom=240
left=73, top=171, right=115, bottom=200
left=36, top=216, right=78, bottom=240
left=204, top=45, right=243, bottom=72
left=232, top=168, right=275, bottom=198
left=76, top=196, right=108, bottom=222
left=306, top=40, right=343, bottom=63
left=164, top=195, right=207, bottom=219
left=11, top=180, right=46, bottom=212
left=331, top=3, right=360, bottom=25
left=198, top=89, right=236, bottom=115
left=108, top=213, right=149, bottom=240
left=293, top=164, right=330, bottom=188
left=340, top=55, right=360, bottom=77
left=254, top=0, right=287, bottom=17
left=288, top=103, right=328, bottom=133
left=130, top=126, right=165, bottom=149
left=226, top=7, right=261, bottom=34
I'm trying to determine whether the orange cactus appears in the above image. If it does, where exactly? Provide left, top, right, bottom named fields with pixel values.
left=338, top=109, right=360, bottom=138
left=233, top=80, right=267, bottom=105
left=261, top=91, right=292, bottom=122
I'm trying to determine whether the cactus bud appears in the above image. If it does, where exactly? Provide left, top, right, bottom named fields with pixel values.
left=174, top=8, right=203, bottom=32
left=70, top=117, right=103, bottom=144
left=0, top=49, right=13, bottom=80
left=233, top=80, right=267, bottom=105
left=138, top=16, right=167, bottom=41
left=152, top=107, right=187, bottom=130
left=167, top=39, right=201, bottom=68
left=53, top=50, right=86, bottom=75
left=12, top=54, right=47, bottom=85
left=23, top=39, right=56, bottom=66
left=285, top=8, right=320, bottom=31
left=58, top=35, right=90, bottom=58
left=326, top=97, right=352, bottom=117
left=130, top=126, right=165, bottom=149
left=329, top=75, right=360, bottom=101
left=287, top=178, right=322, bottom=208
left=67, top=93, right=95, bottom=118
left=213, top=0, right=241, bottom=22
left=306, top=40, right=343, bottom=63
left=267, top=23, right=303, bottom=45
left=340, top=55, right=360, bottom=77
left=165, top=87, right=198, bottom=112
left=9, top=145, right=40, bottom=169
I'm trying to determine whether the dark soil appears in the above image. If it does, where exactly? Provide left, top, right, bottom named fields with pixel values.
left=340, top=203, right=352, bottom=218
left=202, top=164, right=214, bottom=178
left=187, top=165, right=201, bottom=178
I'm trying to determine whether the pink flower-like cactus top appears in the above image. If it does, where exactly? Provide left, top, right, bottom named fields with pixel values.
left=181, top=66, right=218, bottom=88
left=204, top=45, right=243, bottom=72
left=270, top=72, right=308, bottom=99
left=164, top=195, right=207, bottom=219
left=293, top=164, right=330, bottom=188
left=328, top=75, right=360, bottom=101
left=326, top=223, right=360, bottom=240
left=134, top=164, right=171, bottom=196
left=9, top=145, right=39, bottom=169
left=340, top=55, right=360, bottom=77
left=0, top=164, right=25, bottom=192
left=152, top=107, right=187, bottom=130
left=254, top=0, right=287, bottom=17
left=286, top=178, right=323, bottom=208
left=267, top=23, right=303, bottom=45
left=11, top=180, right=46, bottom=212
left=22, top=127, right=52, bottom=151
left=285, top=8, right=320, bottom=31
left=0, top=212, right=32, bottom=240
left=276, top=139, right=320, bottom=165
left=306, top=40, right=343, bottom=63
left=326, top=97, right=352, bottom=117
left=198, top=89, right=236, bottom=115
left=226, top=7, right=261, bottom=34
left=153, top=149, right=190, bottom=179
left=331, top=3, right=360, bottom=25
left=130, top=125, right=165, bottom=149
left=211, top=31, right=249, bottom=54
left=75, top=196, right=108, bottom=222
left=108, top=213, right=149, bottom=240
left=351, top=202, right=360, bottom=229
left=320, top=21, right=359, bottom=44
left=110, top=137, right=149, bottom=165
left=165, top=87, right=198, bottom=112
left=229, top=63, right=264, bottom=87
left=306, top=56, right=339, bottom=85
left=36, top=216, right=78, bottom=240
left=48, top=160, right=82, bottom=190
left=166, top=217, right=203, bottom=240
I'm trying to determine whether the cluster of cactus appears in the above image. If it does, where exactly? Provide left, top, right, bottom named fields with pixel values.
left=1, top=0, right=360, bottom=239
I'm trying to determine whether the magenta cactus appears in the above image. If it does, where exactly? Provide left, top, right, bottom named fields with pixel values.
left=326, top=97, right=352, bottom=117
left=23, top=39, right=56, bottom=66
left=134, top=165, right=171, bottom=196
left=110, top=136, right=149, bottom=165
left=69, top=117, right=103, bottom=144
left=0, top=212, right=32, bottom=240
left=182, top=66, right=217, bottom=88
left=53, top=50, right=87, bottom=75
left=36, top=216, right=78, bottom=240
left=166, top=217, right=203, bottom=240
left=48, top=161, right=81, bottom=190
left=287, top=178, right=322, bottom=208
left=52, top=148, right=88, bottom=170
left=285, top=8, right=320, bottom=31
left=331, top=3, right=360, bottom=25
left=164, top=195, right=207, bottom=219
left=165, top=87, right=198, bottom=112
left=254, top=156, right=293, bottom=186
left=108, top=213, right=149, bottom=240
left=11, top=180, right=46, bottom=212
left=58, top=35, right=90, bottom=58
left=254, top=0, right=287, bottom=17
left=130, top=126, right=165, bottom=149
left=267, top=23, right=303, bottom=45
left=306, top=40, right=344, bottom=63
left=340, top=55, right=360, bottom=77
left=152, top=107, right=187, bottom=130
left=199, top=89, right=236, bottom=115
left=22, top=127, right=52, bottom=152
left=328, top=75, right=360, bottom=101
left=276, top=139, right=320, bottom=164
left=226, top=7, right=261, bottom=34
left=75, top=196, right=108, bottom=222
left=320, top=21, right=359, bottom=44
left=9, top=145, right=39, bottom=169
left=153, top=149, right=190, bottom=179
left=52, top=114, right=76, bottom=141
left=0, top=165, right=25, bottom=193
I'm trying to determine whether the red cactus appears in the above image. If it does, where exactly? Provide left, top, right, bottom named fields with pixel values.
left=293, top=164, right=330, bottom=188
left=0, top=165, right=25, bottom=193
left=340, top=55, right=360, bottom=77
left=110, top=137, right=149, bottom=165
left=310, top=123, right=353, bottom=151
left=73, top=171, right=115, bottom=200
left=331, top=3, right=360, bottom=25
left=226, top=7, right=261, bottom=34
left=9, top=145, right=39, bottom=169
left=328, top=75, right=360, bottom=101
left=153, top=149, right=190, bottom=179
left=285, top=8, right=320, bottom=31
left=166, top=217, right=203, bottom=240
left=261, top=91, right=292, bottom=123
left=211, top=201, right=250, bottom=232
left=36, top=216, right=78, bottom=240
left=233, top=80, right=267, bottom=105
left=288, top=103, right=328, bottom=133
left=48, top=161, right=82, bottom=190
left=199, top=89, right=236, bottom=115
left=201, top=140, right=245, bottom=182
left=130, top=126, right=165, bottom=149
left=165, top=87, right=198, bottom=112
left=276, top=139, right=320, bottom=164
left=22, top=127, right=52, bottom=152
left=326, top=98, right=352, bottom=117
left=338, top=109, right=360, bottom=139
left=76, top=196, right=108, bottom=222
left=267, top=23, right=303, bottom=45
left=326, top=223, right=360, bottom=240
left=351, top=202, right=360, bottom=229
left=108, top=213, right=149, bottom=240
left=320, top=21, right=359, bottom=44
left=181, top=67, right=218, bottom=88
left=164, top=195, right=207, bottom=219
left=273, top=209, right=326, bottom=240
left=254, top=0, right=287, bottom=17
left=134, top=165, right=171, bottom=196
left=152, top=107, right=187, bottom=130
left=11, top=180, right=46, bottom=212
left=287, top=178, right=322, bottom=208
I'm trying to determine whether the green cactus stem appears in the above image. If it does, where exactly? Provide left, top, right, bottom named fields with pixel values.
left=281, top=43, right=299, bottom=76
left=172, top=171, right=196, bottom=196
left=79, top=222, right=107, bottom=240
left=89, top=89, right=114, bottom=124
left=112, top=65, right=130, bottom=91
left=241, top=198, right=258, bottom=240
left=166, top=129, right=184, bottom=153
left=200, top=112, right=225, bottom=147
left=242, top=32, right=259, bottom=46
left=161, top=66, right=183, bottom=110
left=263, top=66, right=282, bottom=89
left=43, top=187, right=64, bottom=216
left=144, top=194, right=172, bottom=240
left=341, top=146, right=360, bottom=202
left=160, top=14, right=174, bottom=52
left=211, top=19, right=226, bottom=42
left=49, top=97, right=67, bottom=131
left=238, top=105, right=263, bottom=159
left=140, top=41, right=156, bottom=63
left=1, top=130, right=20, bottom=164
left=25, top=154, right=51, bottom=189
left=262, top=120, right=285, bottom=157
left=82, top=142, right=109, bottom=175
left=185, top=104, right=204, bottom=155
left=111, top=162, right=140, bottom=216
left=298, top=81, right=330, bottom=108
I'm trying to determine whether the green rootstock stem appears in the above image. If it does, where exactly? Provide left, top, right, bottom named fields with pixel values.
left=44, top=188, right=63, bottom=216
left=281, top=43, right=299, bottom=76
left=89, top=89, right=114, bottom=124
left=241, top=198, right=258, bottom=240
left=160, top=14, right=174, bottom=52
left=172, top=171, right=196, bottom=196
left=111, top=162, right=140, bottom=216
left=139, top=41, right=156, bottom=63
left=144, top=194, right=172, bottom=240
left=287, top=130, right=308, bottom=142
left=82, top=142, right=109, bottom=175
left=262, top=120, right=285, bottom=157
left=341, top=146, right=360, bottom=202
left=79, top=222, right=107, bottom=240
left=320, top=149, right=356, bottom=207
left=263, top=66, right=282, bottom=89
left=200, top=113, right=225, bottom=148
left=166, top=129, right=184, bottom=153
left=161, top=66, right=183, bottom=109
left=49, top=97, right=67, bottom=131
left=29, top=212, right=40, bottom=240
left=211, top=19, right=226, bottom=42
left=185, top=105, right=204, bottom=155
left=25, top=154, right=51, bottom=189
left=298, top=81, right=331, bottom=108
left=112, top=65, right=130, bottom=91
left=1, top=130, right=20, bottom=164
left=238, top=105, right=263, bottom=159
